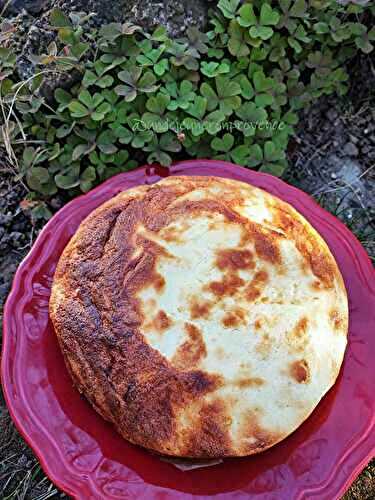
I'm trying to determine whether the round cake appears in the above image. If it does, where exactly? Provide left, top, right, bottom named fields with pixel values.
left=50, top=175, right=348, bottom=458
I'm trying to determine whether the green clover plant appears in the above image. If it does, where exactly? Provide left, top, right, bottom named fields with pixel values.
left=0, top=0, right=373, bottom=208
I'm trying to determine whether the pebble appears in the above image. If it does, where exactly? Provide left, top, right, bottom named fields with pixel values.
left=0, top=214, right=12, bottom=226
left=0, top=283, right=10, bottom=303
left=326, top=108, right=339, bottom=122
left=349, top=134, right=359, bottom=144
left=50, top=197, right=64, bottom=210
left=0, top=0, right=48, bottom=15
left=17, top=454, right=28, bottom=467
left=343, top=142, right=359, bottom=157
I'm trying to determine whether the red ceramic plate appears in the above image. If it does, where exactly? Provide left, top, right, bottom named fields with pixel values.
left=2, top=160, right=375, bottom=500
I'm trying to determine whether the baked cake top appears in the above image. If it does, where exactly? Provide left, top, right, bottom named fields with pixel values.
left=50, top=176, right=348, bottom=458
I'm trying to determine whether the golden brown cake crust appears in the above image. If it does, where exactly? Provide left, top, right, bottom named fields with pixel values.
left=50, top=176, right=348, bottom=458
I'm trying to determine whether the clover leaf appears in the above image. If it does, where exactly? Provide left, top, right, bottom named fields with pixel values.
left=111, top=116, right=154, bottom=148
left=237, top=70, right=276, bottom=107
left=237, top=4, right=257, bottom=28
left=164, top=81, right=195, bottom=111
left=50, top=8, right=72, bottom=29
left=54, top=88, right=72, bottom=112
left=230, top=144, right=250, bottom=165
left=200, top=76, right=241, bottom=116
left=259, top=140, right=287, bottom=176
left=0, top=47, right=16, bottom=69
left=167, top=41, right=199, bottom=71
left=238, top=3, right=280, bottom=40
left=109, top=122, right=133, bottom=144
left=144, top=132, right=182, bottom=166
left=89, top=150, right=114, bottom=180
left=142, top=93, right=171, bottom=132
left=136, top=43, right=165, bottom=66
left=319, top=17, right=352, bottom=43
left=186, top=95, right=207, bottom=120
left=241, top=144, right=261, bottom=167
left=68, top=90, right=111, bottom=121
left=207, top=47, right=225, bottom=59
left=82, top=69, right=114, bottom=89
left=211, top=133, right=234, bottom=153
left=234, top=74, right=254, bottom=99
left=278, top=0, right=307, bottom=33
left=211, top=134, right=250, bottom=165
left=269, top=34, right=287, bottom=62
left=54, top=163, right=81, bottom=190
left=181, top=27, right=209, bottom=58
left=99, top=22, right=142, bottom=42
left=306, top=51, right=334, bottom=77
left=350, top=23, right=375, bottom=54
left=204, top=110, right=226, bottom=135
left=235, top=102, right=268, bottom=137
left=201, top=61, right=230, bottom=77
left=254, top=71, right=275, bottom=106
left=228, top=20, right=251, bottom=57
left=147, top=25, right=169, bottom=42
left=270, top=81, right=288, bottom=110
left=80, top=166, right=96, bottom=192
left=129, top=129, right=154, bottom=148
left=154, top=59, right=169, bottom=76
left=72, top=142, right=96, bottom=161
left=218, top=0, right=241, bottom=19
left=115, top=68, right=159, bottom=102
left=26, top=166, right=57, bottom=195
left=96, top=130, right=118, bottom=154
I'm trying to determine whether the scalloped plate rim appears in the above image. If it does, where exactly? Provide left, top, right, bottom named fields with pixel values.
left=2, top=159, right=374, bottom=500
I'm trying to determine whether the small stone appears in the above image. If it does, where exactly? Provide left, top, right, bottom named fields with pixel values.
left=343, top=142, right=359, bottom=157
left=50, top=197, right=64, bottom=210
left=0, top=0, right=48, bottom=15
left=12, top=222, right=26, bottom=232
left=326, top=108, right=338, bottom=122
left=11, top=231, right=24, bottom=245
left=0, top=214, right=12, bottom=226
left=349, top=134, right=359, bottom=144
left=17, top=454, right=28, bottom=467
left=0, top=283, right=10, bottom=302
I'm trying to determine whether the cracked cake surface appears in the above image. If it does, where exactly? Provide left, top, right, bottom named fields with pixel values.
left=50, top=175, right=348, bottom=458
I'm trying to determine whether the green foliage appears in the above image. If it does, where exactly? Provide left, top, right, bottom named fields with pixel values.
left=27, top=10, right=92, bottom=70
left=1, top=1, right=374, bottom=200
